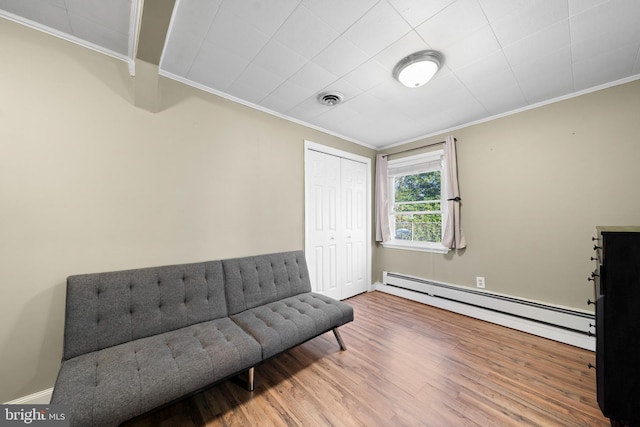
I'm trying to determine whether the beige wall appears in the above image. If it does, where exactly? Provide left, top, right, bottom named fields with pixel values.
left=375, top=78, right=640, bottom=311
left=0, top=19, right=374, bottom=402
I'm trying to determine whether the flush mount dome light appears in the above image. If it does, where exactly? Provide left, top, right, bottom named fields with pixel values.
left=317, top=92, right=343, bottom=106
left=393, top=50, right=443, bottom=88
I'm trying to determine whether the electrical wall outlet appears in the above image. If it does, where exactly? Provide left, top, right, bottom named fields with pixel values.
left=476, top=276, right=486, bottom=288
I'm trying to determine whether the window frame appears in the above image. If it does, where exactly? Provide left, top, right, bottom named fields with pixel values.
left=382, top=150, right=449, bottom=254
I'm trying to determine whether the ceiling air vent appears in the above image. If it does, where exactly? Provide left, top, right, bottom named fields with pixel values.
left=317, top=92, right=343, bottom=106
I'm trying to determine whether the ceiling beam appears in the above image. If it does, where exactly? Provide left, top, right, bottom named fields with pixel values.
left=136, top=0, right=175, bottom=65
left=134, top=0, right=176, bottom=112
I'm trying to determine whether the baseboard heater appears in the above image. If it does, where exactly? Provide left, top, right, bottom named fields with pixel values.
left=377, top=272, right=595, bottom=351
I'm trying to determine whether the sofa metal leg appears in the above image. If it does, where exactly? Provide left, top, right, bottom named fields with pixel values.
left=247, top=367, right=255, bottom=391
left=333, top=327, right=347, bottom=351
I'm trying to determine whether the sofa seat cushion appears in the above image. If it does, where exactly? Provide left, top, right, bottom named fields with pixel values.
left=230, top=292, right=354, bottom=359
left=51, top=318, right=261, bottom=427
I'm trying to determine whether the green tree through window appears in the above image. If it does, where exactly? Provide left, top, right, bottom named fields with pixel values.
left=392, top=170, right=442, bottom=243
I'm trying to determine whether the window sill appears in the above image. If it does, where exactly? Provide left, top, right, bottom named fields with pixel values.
left=381, top=240, right=450, bottom=254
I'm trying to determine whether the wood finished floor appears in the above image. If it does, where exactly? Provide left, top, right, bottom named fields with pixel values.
left=123, top=291, right=609, bottom=427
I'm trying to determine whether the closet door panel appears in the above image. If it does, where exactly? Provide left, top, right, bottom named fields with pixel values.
left=340, top=158, right=367, bottom=299
left=306, top=150, right=341, bottom=299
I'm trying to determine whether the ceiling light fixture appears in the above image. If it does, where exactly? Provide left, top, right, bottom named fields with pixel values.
left=318, top=92, right=343, bottom=106
left=393, top=50, right=443, bottom=88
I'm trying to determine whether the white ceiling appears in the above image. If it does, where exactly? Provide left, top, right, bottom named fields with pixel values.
left=2, top=0, right=640, bottom=149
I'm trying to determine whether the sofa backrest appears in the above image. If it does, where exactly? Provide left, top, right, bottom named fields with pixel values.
left=223, top=251, right=312, bottom=315
left=63, top=260, right=226, bottom=360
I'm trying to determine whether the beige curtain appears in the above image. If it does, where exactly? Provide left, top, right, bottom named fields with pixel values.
left=442, top=136, right=466, bottom=249
left=375, top=154, right=391, bottom=242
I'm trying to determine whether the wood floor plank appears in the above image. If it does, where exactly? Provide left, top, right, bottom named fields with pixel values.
left=123, top=291, right=609, bottom=427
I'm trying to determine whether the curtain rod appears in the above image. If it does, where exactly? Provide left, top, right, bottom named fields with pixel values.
left=380, top=138, right=455, bottom=158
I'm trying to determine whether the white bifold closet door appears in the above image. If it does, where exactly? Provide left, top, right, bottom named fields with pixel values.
left=306, top=149, right=367, bottom=300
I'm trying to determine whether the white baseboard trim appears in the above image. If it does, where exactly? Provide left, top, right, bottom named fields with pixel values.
left=4, top=388, right=52, bottom=405
left=373, top=282, right=595, bottom=351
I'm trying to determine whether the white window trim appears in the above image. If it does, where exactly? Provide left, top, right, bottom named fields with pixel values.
left=382, top=150, right=449, bottom=254
left=382, top=239, right=450, bottom=253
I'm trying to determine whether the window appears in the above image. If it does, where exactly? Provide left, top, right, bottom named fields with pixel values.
left=383, top=150, right=448, bottom=253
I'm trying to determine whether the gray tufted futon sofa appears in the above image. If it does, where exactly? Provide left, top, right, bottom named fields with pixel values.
left=50, top=251, right=354, bottom=426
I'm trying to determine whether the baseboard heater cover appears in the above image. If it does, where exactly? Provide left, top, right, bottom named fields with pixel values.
left=379, top=272, right=595, bottom=350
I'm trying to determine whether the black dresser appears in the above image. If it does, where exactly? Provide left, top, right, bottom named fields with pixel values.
left=592, top=226, right=640, bottom=427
